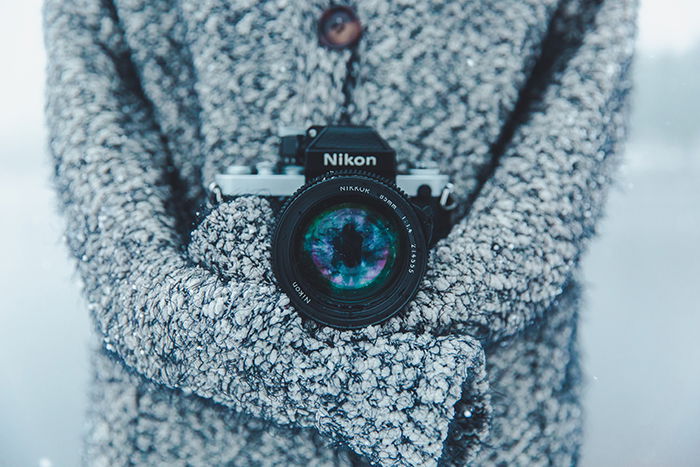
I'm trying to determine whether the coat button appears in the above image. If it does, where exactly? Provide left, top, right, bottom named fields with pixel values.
left=318, top=6, right=362, bottom=50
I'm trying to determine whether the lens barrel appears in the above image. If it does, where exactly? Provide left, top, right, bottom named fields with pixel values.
left=271, top=173, right=429, bottom=328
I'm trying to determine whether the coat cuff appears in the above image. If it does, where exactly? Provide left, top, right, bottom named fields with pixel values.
left=295, top=330, right=490, bottom=465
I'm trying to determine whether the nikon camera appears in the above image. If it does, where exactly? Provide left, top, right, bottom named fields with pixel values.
left=213, top=126, right=454, bottom=329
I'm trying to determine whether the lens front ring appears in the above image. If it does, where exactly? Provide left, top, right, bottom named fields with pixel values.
left=271, top=173, right=429, bottom=329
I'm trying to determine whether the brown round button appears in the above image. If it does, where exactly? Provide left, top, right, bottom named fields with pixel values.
left=318, top=6, right=362, bottom=50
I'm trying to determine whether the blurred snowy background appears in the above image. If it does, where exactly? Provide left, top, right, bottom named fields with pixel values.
left=0, top=1, right=698, bottom=465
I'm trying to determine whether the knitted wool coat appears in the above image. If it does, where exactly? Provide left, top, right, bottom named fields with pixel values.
left=43, top=0, right=636, bottom=465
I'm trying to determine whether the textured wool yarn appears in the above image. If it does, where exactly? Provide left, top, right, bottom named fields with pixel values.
left=44, top=0, right=637, bottom=465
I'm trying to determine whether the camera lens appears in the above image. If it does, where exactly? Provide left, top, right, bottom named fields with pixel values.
left=272, top=173, right=429, bottom=328
left=297, top=201, right=401, bottom=300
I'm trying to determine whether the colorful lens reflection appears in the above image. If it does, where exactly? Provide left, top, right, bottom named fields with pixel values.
left=300, top=202, right=399, bottom=295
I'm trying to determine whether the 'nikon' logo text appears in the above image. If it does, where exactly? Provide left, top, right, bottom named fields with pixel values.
left=323, top=152, right=377, bottom=167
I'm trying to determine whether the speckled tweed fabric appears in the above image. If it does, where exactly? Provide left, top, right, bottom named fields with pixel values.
left=43, top=0, right=636, bottom=465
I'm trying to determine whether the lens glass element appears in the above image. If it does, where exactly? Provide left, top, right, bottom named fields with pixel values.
left=297, top=201, right=401, bottom=300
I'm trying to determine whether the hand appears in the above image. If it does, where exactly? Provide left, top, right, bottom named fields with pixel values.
left=187, top=196, right=490, bottom=466
left=187, top=196, right=473, bottom=337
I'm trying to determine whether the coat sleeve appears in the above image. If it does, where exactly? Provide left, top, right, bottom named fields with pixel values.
left=390, top=0, right=638, bottom=342
left=44, top=0, right=489, bottom=464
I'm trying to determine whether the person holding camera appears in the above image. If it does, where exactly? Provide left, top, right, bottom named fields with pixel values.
left=44, top=0, right=637, bottom=465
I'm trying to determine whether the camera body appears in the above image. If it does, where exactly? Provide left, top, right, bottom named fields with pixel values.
left=215, top=126, right=450, bottom=205
left=214, top=126, right=454, bottom=329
